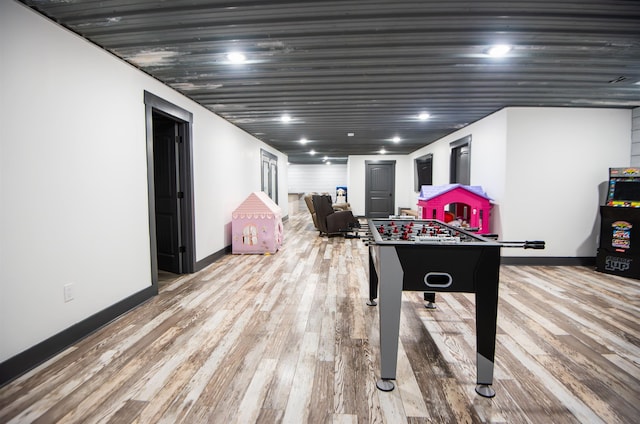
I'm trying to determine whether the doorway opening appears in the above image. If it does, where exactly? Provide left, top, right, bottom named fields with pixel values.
left=450, top=135, right=471, bottom=185
left=144, top=91, right=195, bottom=288
left=449, top=135, right=472, bottom=221
left=261, top=149, right=278, bottom=203
left=414, top=153, right=433, bottom=191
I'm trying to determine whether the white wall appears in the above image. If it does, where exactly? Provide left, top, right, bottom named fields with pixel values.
left=409, top=110, right=509, bottom=233
left=404, top=107, right=631, bottom=257
left=192, top=115, right=288, bottom=256
left=346, top=155, right=413, bottom=216
left=0, top=1, right=287, bottom=362
left=503, top=107, right=630, bottom=257
left=631, top=108, right=640, bottom=166
left=287, top=164, right=347, bottom=202
left=347, top=112, right=509, bottom=218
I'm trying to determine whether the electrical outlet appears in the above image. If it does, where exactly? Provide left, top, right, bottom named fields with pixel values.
left=63, top=283, right=74, bottom=302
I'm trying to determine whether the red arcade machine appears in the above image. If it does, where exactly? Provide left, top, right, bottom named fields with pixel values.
left=596, top=167, right=640, bottom=279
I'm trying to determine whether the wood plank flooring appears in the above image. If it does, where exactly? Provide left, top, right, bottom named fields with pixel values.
left=1, top=211, right=639, bottom=423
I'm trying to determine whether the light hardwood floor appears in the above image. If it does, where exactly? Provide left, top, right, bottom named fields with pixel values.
left=1, top=211, right=639, bottom=423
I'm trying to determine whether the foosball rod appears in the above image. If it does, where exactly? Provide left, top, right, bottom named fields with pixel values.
left=498, top=240, right=546, bottom=249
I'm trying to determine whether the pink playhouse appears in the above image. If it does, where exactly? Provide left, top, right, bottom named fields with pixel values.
left=232, top=191, right=284, bottom=254
left=417, top=184, right=492, bottom=234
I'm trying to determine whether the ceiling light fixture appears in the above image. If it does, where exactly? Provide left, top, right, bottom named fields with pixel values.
left=347, top=132, right=355, bottom=137
left=379, top=148, right=387, bottom=154
left=392, top=136, right=401, bottom=143
left=281, top=114, right=291, bottom=123
left=326, top=161, right=331, bottom=165
left=309, top=149, right=316, bottom=155
left=299, top=137, right=308, bottom=144
left=418, top=112, right=431, bottom=121
left=487, top=44, right=512, bottom=58
left=227, top=51, right=246, bottom=63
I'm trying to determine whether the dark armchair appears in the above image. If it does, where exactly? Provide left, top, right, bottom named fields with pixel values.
left=311, top=194, right=359, bottom=236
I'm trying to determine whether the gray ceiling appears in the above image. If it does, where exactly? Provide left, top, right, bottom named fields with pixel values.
left=20, top=0, right=640, bottom=164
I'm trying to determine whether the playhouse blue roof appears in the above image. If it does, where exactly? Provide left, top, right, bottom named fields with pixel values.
left=418, top=184, right=492, bottom=201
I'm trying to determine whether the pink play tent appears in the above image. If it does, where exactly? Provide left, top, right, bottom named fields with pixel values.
left=417, top=184, right=492, bottom=234
left=232, top=191, right=284, bottom=254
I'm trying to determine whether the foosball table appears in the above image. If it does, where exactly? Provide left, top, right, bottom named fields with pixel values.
left=366, top=218, right=544, bottom=397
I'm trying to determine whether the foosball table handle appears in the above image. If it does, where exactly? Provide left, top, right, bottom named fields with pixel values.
left=499, top=240, right=546, bottom=249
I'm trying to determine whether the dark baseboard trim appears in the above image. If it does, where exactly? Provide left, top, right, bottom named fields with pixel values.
left=195, top=245, right=232, bottom=272
left=501, top=256, right=596, bottom=266
left=0, top=285, right=157, bottom=387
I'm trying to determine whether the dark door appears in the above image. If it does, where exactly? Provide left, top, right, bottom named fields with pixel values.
left=365, top=160, right=395, bottom=217
left=153, top=113, right=182, bottom=273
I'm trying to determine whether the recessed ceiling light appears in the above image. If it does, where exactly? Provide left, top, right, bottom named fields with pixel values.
left=487, top=44, right=512, bottom=57
left=392, top=136, right=401, bottom=143
left=323, top=156, right=328, bottom=161
left=379, top=148, right=387, bottom=154
left=281, top=114, right=291, bottom=123
left=326, top=161, right=331, bottom=165
left=299, top=137, right=308, bottom=144
left=418, top=112, right=431, bottom=121
left=309, top=149, right=316, bottom=155
left=347, top=132, right=355, bottom=137
left=227, top=51, right=246, bottom=63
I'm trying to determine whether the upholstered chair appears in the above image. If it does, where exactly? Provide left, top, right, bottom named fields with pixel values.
left=311, top=194, right=359, bottom=236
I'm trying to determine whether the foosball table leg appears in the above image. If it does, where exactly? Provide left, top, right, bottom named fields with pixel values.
left=376, top=379, right=395, bottom=391
left=424, top=292, right=436, bottom=309
left=368, top=249, right=378, bottom=306
left=475, top=384, right=496, bottom=398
